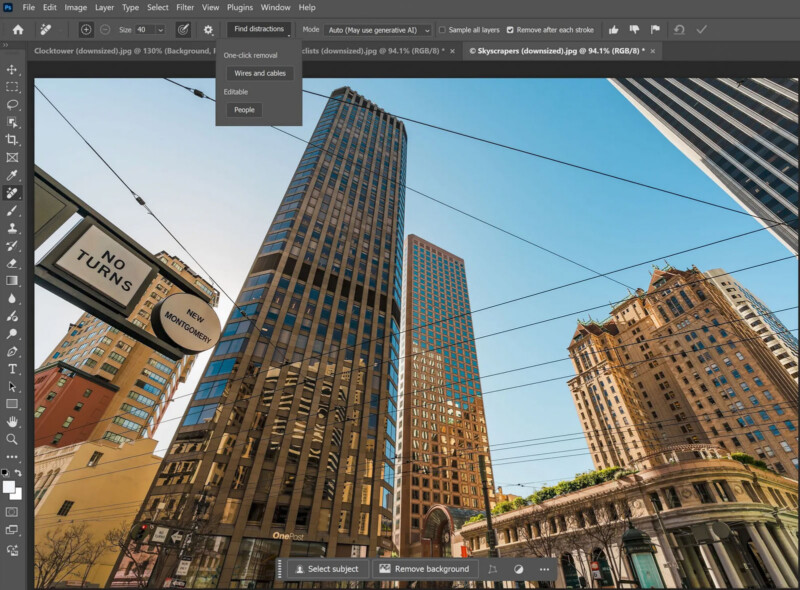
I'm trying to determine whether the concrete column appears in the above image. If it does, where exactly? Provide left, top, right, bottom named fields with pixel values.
left=708, top=524, right=746, bottom=589
left=675, top=536, right=701, bottom=588
left=698, top=543, right=726, bottom=588
left=679, top=535, right=712, bottom=588
left=771, top=522, right=799, bottom=573
left=756, top=522, right=797, bottom=587
left=654, top=529, right=683, bottom=589
left=746, top=523, right=788, bottom=588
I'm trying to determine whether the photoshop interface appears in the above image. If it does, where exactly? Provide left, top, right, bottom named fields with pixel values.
left=1, top=1, right=798, bottom=588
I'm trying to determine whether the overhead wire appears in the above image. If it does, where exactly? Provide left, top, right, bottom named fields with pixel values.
left=33, top=259, right=794, bottom=455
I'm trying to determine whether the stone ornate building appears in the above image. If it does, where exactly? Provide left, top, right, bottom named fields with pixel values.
left=567, top=266, right=798, bottom=474
left=458, top=455, right=798, bottom=588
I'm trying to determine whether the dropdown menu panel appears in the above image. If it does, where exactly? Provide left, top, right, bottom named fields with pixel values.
left=215, top=36, right=302, bottom=126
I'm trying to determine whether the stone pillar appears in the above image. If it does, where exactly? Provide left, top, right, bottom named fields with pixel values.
left=707, top=524, right=746, bottom=589
left=654, top=529, right=684, bottom=588
left=756, top=522, right=797, bottom=587
left=698, top=543, right=725, bottom=588
left=771, top=522, right=799, bottom=572
left=678, top=535, right=712, bottom=588
left=746, top=522, right=788, bottom=588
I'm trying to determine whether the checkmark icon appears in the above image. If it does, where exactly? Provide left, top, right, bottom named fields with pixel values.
left=696, top=25, right=708, bottom=34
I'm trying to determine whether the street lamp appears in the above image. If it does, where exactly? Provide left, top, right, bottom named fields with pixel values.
left=622, top=521, right=666, bottom=589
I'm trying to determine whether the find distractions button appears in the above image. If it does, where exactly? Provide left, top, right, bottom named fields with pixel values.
left=226, top=103, right=263, bottom=117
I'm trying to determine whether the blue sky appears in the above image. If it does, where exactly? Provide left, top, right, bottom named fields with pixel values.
left=34, top=78, right=798, bottom=496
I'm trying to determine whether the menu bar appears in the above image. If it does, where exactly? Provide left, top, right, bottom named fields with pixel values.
left=5, top=1, right=800, bottom=18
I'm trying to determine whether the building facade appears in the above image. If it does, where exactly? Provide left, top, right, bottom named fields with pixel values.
left=36, top=252, right=218, bottom=447
left=704, top=268, right=798, bottom=381
left=32, top=362, right=119, bottom=448
left=111, top=87, right=407, bottom=588
left=33, top=439, right=162, bottom=588
left=458, top=456, right=799, bottom=589
left=567, top=266, right=798, bottom=475
left=611, top=78, right=799, bottom=255
left=393, top=235, right=495, bottom=557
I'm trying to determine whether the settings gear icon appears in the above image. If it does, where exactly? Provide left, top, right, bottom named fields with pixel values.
left=203, top=24, right=214, bottom=36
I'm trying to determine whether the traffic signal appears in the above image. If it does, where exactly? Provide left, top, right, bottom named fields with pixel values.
left=131, top=523, right=150, bottom=542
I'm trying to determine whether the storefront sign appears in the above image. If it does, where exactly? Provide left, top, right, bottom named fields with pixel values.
left=273, top=531, right=305, bottom=540
left=152, top=293, right=221, bottom=354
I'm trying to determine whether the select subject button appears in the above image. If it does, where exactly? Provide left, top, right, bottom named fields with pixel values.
left=226, top=102, right=263, bottom=118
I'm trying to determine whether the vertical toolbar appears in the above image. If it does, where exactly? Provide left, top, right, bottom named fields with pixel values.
left=0, top=43, right=26, bottom=590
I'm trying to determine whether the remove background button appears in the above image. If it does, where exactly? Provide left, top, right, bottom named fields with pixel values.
left=226, top=103, right=263, bottom=118
left=227, top=66, right=295, bottom=81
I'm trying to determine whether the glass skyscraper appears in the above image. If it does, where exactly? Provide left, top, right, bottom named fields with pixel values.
left=612, top=78, right=799, bottom=255
left=394, top=235, right=494, bottom=557
left=111, top=87, right=407, bottom=588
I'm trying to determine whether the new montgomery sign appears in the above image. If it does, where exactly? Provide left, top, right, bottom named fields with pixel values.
left=152, top=293, right=221, bottom=355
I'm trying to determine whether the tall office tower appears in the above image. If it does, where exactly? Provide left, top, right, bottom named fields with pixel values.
left=568, top=266, right=798, bottom=475
left=705, top=268, right=799, bottom=381
left=112, top=88, right=407, bottom=588
left=611, top=78, right=799, bottom=255
left=393, top=235, right=494, bottom=557
left=34, top=252, right=218, bottom=448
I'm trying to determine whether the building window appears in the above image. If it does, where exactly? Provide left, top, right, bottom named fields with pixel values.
left=73, top=402, right=83, bottom=411
left=712, top=480, right=734, bottom=502
left=52, top=433, right=63, bottom=445
left=34, top=406, right=46, bottom=418
left=62, top=416, right=74, bottom=428
left=57, top=500, right=74, bottom=516
left=664, top=487, right=682, bottom=508
left=693, top=482, right=715, bottom=504
left=87, top=452, right=103, bottom=467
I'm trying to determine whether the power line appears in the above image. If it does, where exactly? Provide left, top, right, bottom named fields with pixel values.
left=164, top=77, right=635, bottom=291
left=34, top=83, right=797, bottom=495
left=34, top=259, right=793, bottom=455
left=34, top=263, right=796, bottom=479
left=302, top=88, right=794, bottom=227
left=35, top=321, right=797, bottom=481
left=37, top=285, right=794, bottom=447
left=37, top=413, right=795, bottom=500
left=41, top=79, right=794, bottom=453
